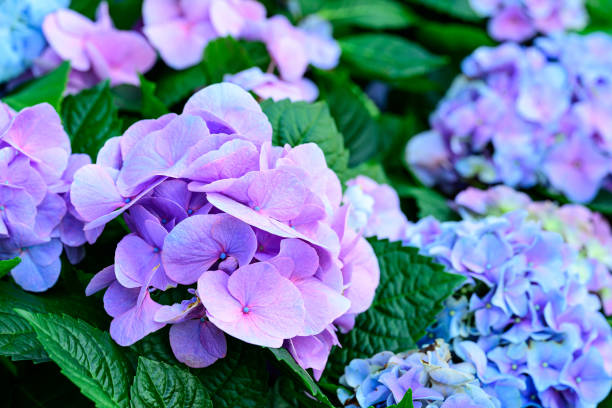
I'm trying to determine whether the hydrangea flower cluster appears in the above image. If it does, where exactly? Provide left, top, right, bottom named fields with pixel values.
left=0, top=0, right=68, bottom=83
left=469, top=0, right=587, bottom=42
left=0, top=102, right=95, bottom=292
left=406, top=32, right=612, bottom=203
left=456, top=185, right=612, bottom=315
left=337, top=339, right=500, bottom=407
left=143, top=0, right=340, bottom=101
left=32, top=2, right=156, bottom=93
left=75, top=83, right=379, bottom=377
left=404, top=213, right=612, bottom=407
left=341, top=175, right=408, bottom=242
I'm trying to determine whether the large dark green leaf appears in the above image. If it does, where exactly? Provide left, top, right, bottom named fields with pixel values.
left=202, top=37, right=257, bottom=84
left=405, top=0, right=481, bottom=21
left=70, top=0, right=143, bottom=29
left=327, top=239, right=464, bottom=378
left=131, top=357, right=212, bottom=408
left=140, top=76, right=170, bottom=118
left=16, top=310, right=132, bottom=408
left=3, top=62, right=70, bottom=112
left=195, top=340, right=270, bottom=408
left=339, top=34, right=446, bottom=81
left=261, top=99, right=350, bottom=176
left=62, top=81, right=122, bottom=158
left=268, top=348, right=334, bottom=408
left=0, top=281, right=106, bottom=363
left=155, top=66, right=207, bottom=108
left=318, top=0, right=416, bottom=29
left=415, top=22, right=494, bottom=55
left=320, top=78, right=380, bottom=167
left=394, top=184, right=457, bottom=221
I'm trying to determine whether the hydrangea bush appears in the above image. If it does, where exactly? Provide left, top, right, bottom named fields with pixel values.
left=1, top=0, right=612, bottom=407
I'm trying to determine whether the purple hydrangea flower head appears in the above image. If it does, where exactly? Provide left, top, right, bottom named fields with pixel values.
left=31, top=2, right=156, bottom=93
left=407, top=33, right=612, bottom=203
left=342, top=175, right=409, bottom=241
left=0, top=102, right=92, bottom=291
left=338, top=339, right=501, bottom=407
left=77, top=83, right=379, bottom=374
left=405, top=210, right=612, bottom=407
left=469, top=0, right=587, bottom=42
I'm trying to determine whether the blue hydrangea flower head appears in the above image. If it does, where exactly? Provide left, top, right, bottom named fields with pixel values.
left=0, top=0, right=68, bottom=83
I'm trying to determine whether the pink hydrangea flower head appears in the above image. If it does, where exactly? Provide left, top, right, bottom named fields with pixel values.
left=36, top=2, right=156, bottom=92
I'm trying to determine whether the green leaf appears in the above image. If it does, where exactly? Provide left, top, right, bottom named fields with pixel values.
left=588, top=189, right=612, bottom=215
left=388, top=389, right=414, bottom=408
left=70, top=0, right=143, bottom=29
left=195, top=339, right=270, bottom=408
left=320, top=77, right=380, bottom=167
left=62, top=81, right=122, bottom=158
left=317, top=0, right=416, bottom=29
left=268, top=348, right=334, bottom=408
left=261, top=99, right=350, bottom=176
left=140, top=76, right=170, bottom=119
left=339, top=34, right=446, bottom=81
left=586, top=0, right=612, bottom=25
left=131, top=357, right=212, bottom=408
left=16, top=310, right=132, bottom=408
left=327, top=239, right=464, bottom=378
left=130, top=329, right=177, bottom=367
left=405, top=0, right=481, bottom=21
left=155, top=66, right=207, bottom=108
left=395, top=184, right=457, bottom=221
left=414, top=22, right=494, bottom=55
left=202, top=37, right=255, bottom=84
left=3, top=62, right=70, bottom=112
left=0, top=257, right=19, bottom=279
left=341, top=162, right=389, bottom=185
left=0, top=281, right=106, bottom=363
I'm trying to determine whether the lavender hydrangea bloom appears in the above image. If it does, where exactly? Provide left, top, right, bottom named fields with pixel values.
left=31, top=2, right=156, bottom=94
left=406, top=32, right=612, bottom=203
left=342, top=175, right=409, bottom=242
left=469, top=0, right=587, bottom=42
left=224, top=67, right=318, bottom=102
left=456, top=185, right=612, bottom=315
left=0, top=0, right=68, bottom=83
left=0, top=102, right=92, bottom=291
left=338, top=339, right=500, bottom=408
left=405, top=212, right=612, bottom=407
left=142, top=0, right=339, bottom=98
left=77, top=83, right=379, bottom=375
